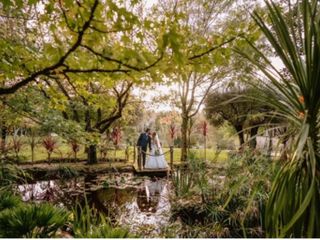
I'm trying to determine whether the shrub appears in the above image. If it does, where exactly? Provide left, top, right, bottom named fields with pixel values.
left=0, top=140, right=12, bottom=158
left=42, top=136, right=57, bottom=163
left=12, top=137, right=23, bottom=160
left=69, top=139, right=80, bottom=161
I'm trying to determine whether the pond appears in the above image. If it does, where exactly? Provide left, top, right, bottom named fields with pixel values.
left=16, top=173, right=173, bottom=237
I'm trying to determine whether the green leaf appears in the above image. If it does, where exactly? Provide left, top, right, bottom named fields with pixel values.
left=28, top=0, right=38, bottom=5
left=1, top=0, right=12, bottom=7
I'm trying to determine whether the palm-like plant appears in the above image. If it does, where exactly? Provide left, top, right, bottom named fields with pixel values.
left=42, top=136, right=57, bottom=163
left=0, top=191, right=21, bottom=212
left=237, top=0, right=320, bottom=237
left=0, top=203, right=69, bottom=238
left=69, top=139, right=80, bottom=161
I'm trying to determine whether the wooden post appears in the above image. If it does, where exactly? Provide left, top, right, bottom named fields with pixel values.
left=170, top=146, right=174, bottom=169
left=125, top=146, right=129, bottom=162
left=137, top=146, right=142, bottom=170
left=133, top=146, right=136, bottom=164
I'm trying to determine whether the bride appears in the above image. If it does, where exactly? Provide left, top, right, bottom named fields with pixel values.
left=144, top=132, right=168, bottom=169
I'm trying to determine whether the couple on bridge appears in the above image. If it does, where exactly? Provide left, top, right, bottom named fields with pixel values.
left=137, top=128, right=169, bottom=169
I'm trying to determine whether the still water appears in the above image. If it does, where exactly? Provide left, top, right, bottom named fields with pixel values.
left=17, top=173, right=172, bottom=237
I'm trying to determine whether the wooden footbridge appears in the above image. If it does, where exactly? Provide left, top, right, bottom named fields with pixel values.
left=132, top=146, right=174, bottom=177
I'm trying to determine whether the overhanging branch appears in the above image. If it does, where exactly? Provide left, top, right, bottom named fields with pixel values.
left=189, top=36, right=237, bottom=60
left=81, top=44, right=164, bottom=71
left=0, top=0, right=99, bottom=95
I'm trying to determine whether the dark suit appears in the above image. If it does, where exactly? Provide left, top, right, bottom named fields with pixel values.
left=137, top=132, right=151, bottom=168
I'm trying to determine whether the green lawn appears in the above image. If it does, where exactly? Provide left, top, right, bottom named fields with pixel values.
left=161, top=147, right=228, bottom=163
left=6, top=136, right=228, bottom=163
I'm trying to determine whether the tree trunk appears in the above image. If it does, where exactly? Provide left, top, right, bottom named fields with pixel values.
left=187, top=118, right=194, bottom=148
left=0, top=124, right=7, bottom=152
left=1, top=125, right=7, bottom=142
left=180, top=116, right=189, bottom=162
left=87, top=144, right=97, bottom=164
left=235, top=125, right=245, bottom=150
left=48, top=152, right=51, bottom=164
left=31, top=145, right=35, bottom=164
left=249, top=126, right=259, bottom=149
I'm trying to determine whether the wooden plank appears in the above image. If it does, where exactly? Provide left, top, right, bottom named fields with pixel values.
left=133, top=166, right=170, bottom=177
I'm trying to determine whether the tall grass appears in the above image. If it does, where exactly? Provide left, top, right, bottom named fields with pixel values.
left=72, top=199, right=134, bottom=238
left=170, top=151, right=274, bottom=238
left=0, top=161, right=31, bottom=191
left=237, top=0, right=320, bottom=237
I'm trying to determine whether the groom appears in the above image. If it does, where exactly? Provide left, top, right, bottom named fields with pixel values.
left=137, top=128, right=152, bottom=169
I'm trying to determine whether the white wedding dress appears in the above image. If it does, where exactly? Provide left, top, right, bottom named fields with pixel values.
left=144, top=135, right=168, bottom=169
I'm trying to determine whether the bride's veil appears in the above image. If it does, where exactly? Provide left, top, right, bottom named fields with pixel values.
left=155, top=133, right=161, bottom=149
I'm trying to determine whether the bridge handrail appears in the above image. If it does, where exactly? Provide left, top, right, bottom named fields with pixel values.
left=139, top=149, right=171, bottom=157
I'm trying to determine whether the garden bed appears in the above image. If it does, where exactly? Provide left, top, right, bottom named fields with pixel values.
left=17, top=157, right=128, bottom=165
left=17, top=162, right=134, bottom=181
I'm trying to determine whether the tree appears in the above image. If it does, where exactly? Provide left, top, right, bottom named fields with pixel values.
left=147, top=0, right=265, bottom=161
left=10, top=78, right=134, bottom=164
left=0, top=0, right=166, bottom=95
left=176, top=71, right=224, bottom=161
left=205, top=89, right=269, bottom=150
left=0, top=95, right=24, bottom=159
left=0, top=0, right=177, bottom=163
left=148, top=0, right=238, bottom=161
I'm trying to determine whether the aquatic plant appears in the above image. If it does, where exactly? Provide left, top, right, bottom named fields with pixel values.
left=171, top=168, right=194, bottom=197
left=72, top=199, right=134, bottom=238
left=0, top=161, right=31, bottom=191
left=187, top=152, right=210, bottom=203
left=210, top=151, right=275, bottom=237
left=171, top=151, right=275, bottom=238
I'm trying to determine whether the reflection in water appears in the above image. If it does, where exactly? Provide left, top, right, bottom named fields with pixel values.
left=17, top=178, right=83, bottom=205
left=137, top=180, right=164, bottom=213
left=119, top=179, right=171, bottom=235
left=17, top=174, right=171, bottom=237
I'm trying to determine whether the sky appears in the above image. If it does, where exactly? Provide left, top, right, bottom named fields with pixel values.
left=132, top=57, right=285, bottom=113
left=132, top=84, right=176, bottom=112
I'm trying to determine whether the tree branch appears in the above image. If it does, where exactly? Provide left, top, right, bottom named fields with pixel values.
left=188, top=36, right=237, bottom=60
left=189, top=78, right=216, bottom=118
left=63, top=68, right=130, bottom=74
left=0, top=99, right=42, bottom=125
left=94, top=82, right=133, bottom=131
left=81, top=44, right=164, bottom=71
left=0, top=0, right=99, bottom=95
